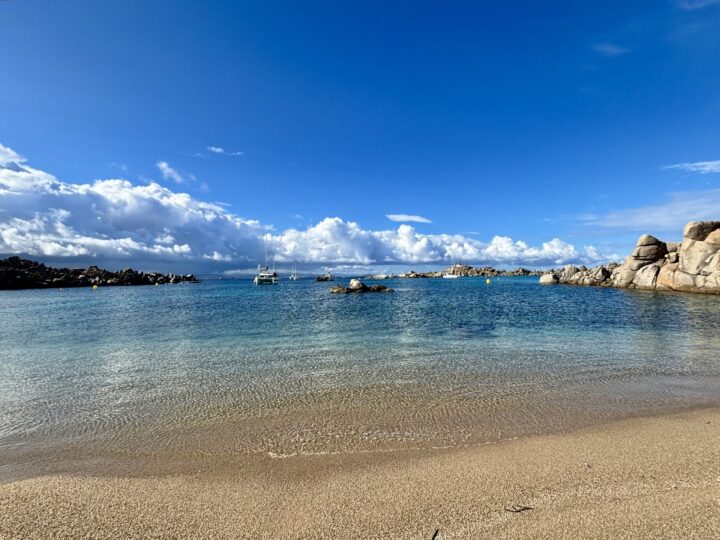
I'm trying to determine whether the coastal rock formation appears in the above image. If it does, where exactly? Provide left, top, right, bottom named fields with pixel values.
left=0, top=257, right=199, bottom=290
left=330, top=279, right=393, bottom=293
left=539, top=273, right=559, bottom=285
left=401, top=265, right=543, bottom=279
left=539, top=221, right=720, bottom=294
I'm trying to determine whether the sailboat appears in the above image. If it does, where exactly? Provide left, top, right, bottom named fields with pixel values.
left=442, top=255, right=460, bottom=279
left=289, top=262, right=298, bottom=281
left=254, top=235, right=280, bottom=285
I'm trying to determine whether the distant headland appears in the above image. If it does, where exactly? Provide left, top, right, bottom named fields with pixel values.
left=540, top=220, right=720, bottom=295
left=0, top=256, right=199, bottom=290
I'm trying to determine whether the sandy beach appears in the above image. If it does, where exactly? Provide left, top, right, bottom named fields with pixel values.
left=1, top=406, right=718, bottom=539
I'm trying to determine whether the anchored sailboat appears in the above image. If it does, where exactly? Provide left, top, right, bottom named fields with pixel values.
left=442, top=255, right=460, bottom=279
left=254, top=235, right=280, bottom=285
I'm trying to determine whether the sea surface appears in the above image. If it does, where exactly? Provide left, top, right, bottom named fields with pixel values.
left=2, top=276, right=720, bottom=480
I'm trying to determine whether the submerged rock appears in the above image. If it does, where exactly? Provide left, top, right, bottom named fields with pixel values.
left=538, top=220, right=720, bottom=295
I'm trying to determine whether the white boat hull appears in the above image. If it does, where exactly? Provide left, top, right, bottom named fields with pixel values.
left=254, top=276, right=279, bottom=285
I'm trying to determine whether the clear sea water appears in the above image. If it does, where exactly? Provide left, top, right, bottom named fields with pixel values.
left=2, top=276, right=720, bottom=479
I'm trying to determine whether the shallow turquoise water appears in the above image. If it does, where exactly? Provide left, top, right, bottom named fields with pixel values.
left=1, top=276, right=719, bottom=477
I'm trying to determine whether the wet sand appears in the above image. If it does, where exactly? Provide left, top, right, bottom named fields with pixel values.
left=1, top=407, right=718, bottom=539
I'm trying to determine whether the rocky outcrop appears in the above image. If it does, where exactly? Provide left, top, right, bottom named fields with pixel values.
left=0, top=257, right=199, bottom=290
left=330, top=279, right=393, bottom=293
left=539, top=221, right=720, bottom=294
left=539, top=273, right=559, bottom=285
left=401, top=265, right=543, bottom=279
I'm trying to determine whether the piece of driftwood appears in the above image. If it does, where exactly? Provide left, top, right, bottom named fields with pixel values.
left=504, top=505, right=534, bottom=513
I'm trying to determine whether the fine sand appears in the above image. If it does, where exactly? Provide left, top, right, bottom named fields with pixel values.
left=1, top=407, right=718, bottom=539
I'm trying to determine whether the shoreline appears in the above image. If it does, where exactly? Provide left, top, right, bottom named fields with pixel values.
left=4, top=378, right=718, bottom=485
left=2, top=406, right=718, bottom=538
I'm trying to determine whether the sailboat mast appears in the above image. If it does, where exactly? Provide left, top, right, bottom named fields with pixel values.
left=264, top=234, right=269, bottom=269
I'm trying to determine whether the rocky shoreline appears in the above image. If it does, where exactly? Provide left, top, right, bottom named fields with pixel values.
left=540, top=220, right=720, bottom=294
left=0, top=257, right=199, bottom=290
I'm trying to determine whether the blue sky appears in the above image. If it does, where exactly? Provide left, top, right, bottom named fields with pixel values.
left=1, top=0, right=720, bottom=272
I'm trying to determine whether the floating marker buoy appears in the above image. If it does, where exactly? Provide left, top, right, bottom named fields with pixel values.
left=486, top=278, right=491, bottom=284
left=92, top=285, right=98, bottom=290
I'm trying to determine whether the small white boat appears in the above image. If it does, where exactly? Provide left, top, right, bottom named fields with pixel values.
left=442, top=273, right=460, bottom=279
left=289, top=262, right=298, bottom=281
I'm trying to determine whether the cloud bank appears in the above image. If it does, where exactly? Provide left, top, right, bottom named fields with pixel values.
left=269, top=218, right=597, bottom=266
left=0, top=143, right=605, bottom=268
left=1, top=145, right=262, bottom=262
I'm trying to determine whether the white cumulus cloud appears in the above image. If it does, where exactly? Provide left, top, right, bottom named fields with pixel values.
left=0, top=143, right=262, bottom=263
left=0, top=142, right=606, bottom=268
left=268, top=218, right=598, bottom=267
left=0, top=145, right=25, bottom=166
